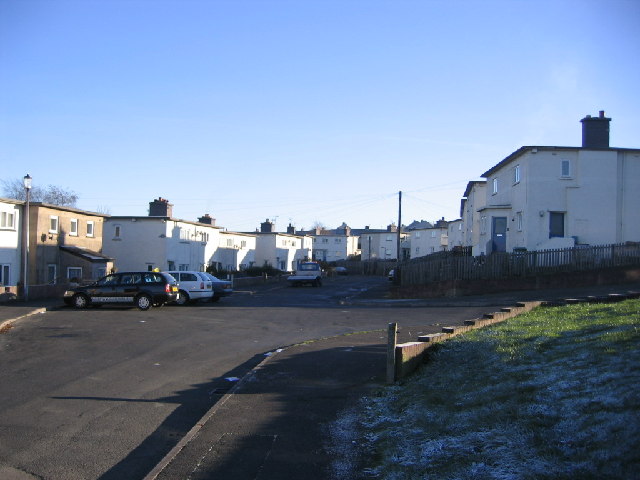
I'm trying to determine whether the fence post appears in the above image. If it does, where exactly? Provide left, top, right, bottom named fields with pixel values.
left=387, top=322, right=398, bottom=384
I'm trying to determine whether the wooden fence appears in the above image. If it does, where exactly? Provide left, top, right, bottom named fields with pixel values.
left=397, top=243, right=640, bottom=286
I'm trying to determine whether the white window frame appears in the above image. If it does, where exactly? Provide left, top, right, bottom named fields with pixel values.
left=492, top=178, right=499, bottom=195
left=0, top=211, right=16, bottom=230
left=516, top=212, right=523, bottom=232
left=48, top=264, right=57, bottom=284
left=561, top=159, right=571, bottom=178
left=70, top=218, right=78, bottom=236
left=0, top=264, right=10, bottom=285
left=49, top=215, right=59, bottom=233
left=67, top=267, right=82, bottom=281
left=86, top=221, right=95, bottom=237
left=514, top=164, right=521, bottom=184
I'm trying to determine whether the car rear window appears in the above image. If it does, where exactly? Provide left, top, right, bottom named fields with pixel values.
left=143, top=273, right=163, bottom=283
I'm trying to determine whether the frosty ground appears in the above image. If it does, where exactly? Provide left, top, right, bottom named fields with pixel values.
left=328, top=300, right=640, bottom=480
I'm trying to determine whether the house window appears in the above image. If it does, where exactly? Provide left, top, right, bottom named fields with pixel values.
left=561, top=160, right=571, bottom=178
left=1, top=211, right=16, bottom=229
left=480, top=216, right=487, bottom=235
left=431, top=231, right=436, bottom=238
left=114, top=225, right=121, bottom=238
left=492, top=178, right=498, bottom=195
left=335, top=238, right=341, bottom=243
left=49, top=216, right=59, bottom=233
left=179, top=264, right=189, bottom=271
left=227, top=239, right=233, bottom=247
left=386, top=236, right=393, bottom=241
left=516, top=212, right=523, bottom=231
left=0, top=264, right=10, bottom=285
left=415, top=247, right=420, bottom=255
left=241, top=240, right=247, bottom=248
left=67, top=267, right=82, bottom=282
left=415, top=232, right=421, bottom=239
left=322, top=238, right=329, bottom=244
left=549, top=212, right=565, bottom=238
left=70, top=218, right=78, bottom=236
left=47, top=264, right=57, bottom=284
left=86, top=221, right=94, bottom=237
left=514, top=165, right=521, bottom=184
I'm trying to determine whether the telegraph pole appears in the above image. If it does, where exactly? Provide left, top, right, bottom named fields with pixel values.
left=396, top=191, right=402, bottom=284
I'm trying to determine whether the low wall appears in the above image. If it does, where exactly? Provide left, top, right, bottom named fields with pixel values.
left=393, top=289, right=640, bottom=381
left=392, top=266, right=640, bottom=299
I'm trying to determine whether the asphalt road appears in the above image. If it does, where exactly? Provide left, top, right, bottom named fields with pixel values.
left=0, top=275, right=493, bottom=480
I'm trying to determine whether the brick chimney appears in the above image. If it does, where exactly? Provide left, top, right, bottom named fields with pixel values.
left=260, top=219, right=274, bottom=233
left=149, top=197, right=173, bottom=217
left=580, top=110, right=611, bottom=149
left=198, top=214, right=215, bottom=226
left=286, top=223, right=296, bottom=235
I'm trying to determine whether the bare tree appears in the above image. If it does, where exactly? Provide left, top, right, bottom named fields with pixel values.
left=1, top=178, right=79, bottom=207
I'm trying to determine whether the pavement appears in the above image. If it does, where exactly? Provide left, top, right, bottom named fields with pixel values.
left=2, top=280, right=640, bottom=480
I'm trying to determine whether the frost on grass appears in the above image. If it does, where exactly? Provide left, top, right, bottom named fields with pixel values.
left=328, top=301, right=640, bottom=480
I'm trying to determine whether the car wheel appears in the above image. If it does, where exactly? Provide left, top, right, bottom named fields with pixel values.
left=72, top=293, right=89, bottom=309
left=136, top=294, right=152, bottom=311
left=176, top=290, right=189, bottom=305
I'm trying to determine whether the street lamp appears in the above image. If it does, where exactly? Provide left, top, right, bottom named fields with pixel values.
left=23, top=174, right=32, bottom=301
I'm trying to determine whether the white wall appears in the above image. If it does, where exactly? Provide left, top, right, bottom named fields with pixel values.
left=0, top=200, right=22, bottom=286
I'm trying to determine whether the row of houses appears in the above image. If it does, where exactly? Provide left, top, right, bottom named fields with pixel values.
left=1, top=111, right=638, bottom=291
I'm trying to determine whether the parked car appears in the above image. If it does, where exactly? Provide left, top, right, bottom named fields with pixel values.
left=165, top=271, right=214, bottom=305
left=63, top=272, right=179, bottom=310
left=334, top=266, right=348, bottom=275
left=203, top=273, right=233, bottom=302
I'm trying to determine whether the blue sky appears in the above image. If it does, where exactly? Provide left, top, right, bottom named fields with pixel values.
left=2, top=0, right=639, bottom=232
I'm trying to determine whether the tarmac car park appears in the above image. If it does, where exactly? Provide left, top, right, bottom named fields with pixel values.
left=63, top=272, right=179, bottom=310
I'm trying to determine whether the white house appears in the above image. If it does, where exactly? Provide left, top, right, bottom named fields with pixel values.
left=408, top=220, right=448, bottom=259
left=359, top=224, right=408, bottom=261
left=447, top=219, right=464, bottom=251
left=253, top=219, right=312, bottom=271
left=477, top=112, right=640, bottom=254
left=300, top=223, right=360, bottom=262
left=460, top=180, right=487, bottom=256
left=0, top=198, right=22, bottom=287
left=214, top=231, right=257, bottom=272
left=103, top=198, right=223, bottom=272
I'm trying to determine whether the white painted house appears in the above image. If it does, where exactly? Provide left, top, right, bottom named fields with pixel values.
left=253, top=220, right=312, bottom=271
left=477, top=112, right=640, bottom=254
left=214, top=231, right=257, bottom=272
left=103, top=198, right=223, bottom=272
left=447, top=219, right=464, bottom=251
left=460, top=180, right=487, bottom=256
left=0, top=198, right=22, bottom=287
left=300, top=223, right=360, bottom=262
left=408, top=221, right=448, bottom=259
left=359, top=224, right=408, bottom=261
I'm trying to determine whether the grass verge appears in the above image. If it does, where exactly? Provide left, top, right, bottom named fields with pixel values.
left=328, top=299, right=640, bottom=480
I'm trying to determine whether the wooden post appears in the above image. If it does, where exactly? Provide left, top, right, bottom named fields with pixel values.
left=387, top=322, right=398, bottom=384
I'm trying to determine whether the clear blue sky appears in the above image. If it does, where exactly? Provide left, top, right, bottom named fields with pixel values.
left=2, top=0, right=639, bottom=232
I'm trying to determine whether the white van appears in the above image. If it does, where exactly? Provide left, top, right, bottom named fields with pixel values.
left=165, top=271, right=213, bottom=305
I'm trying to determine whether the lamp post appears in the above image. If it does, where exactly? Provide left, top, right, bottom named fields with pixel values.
left=23, top=174, right=32, bottom=301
